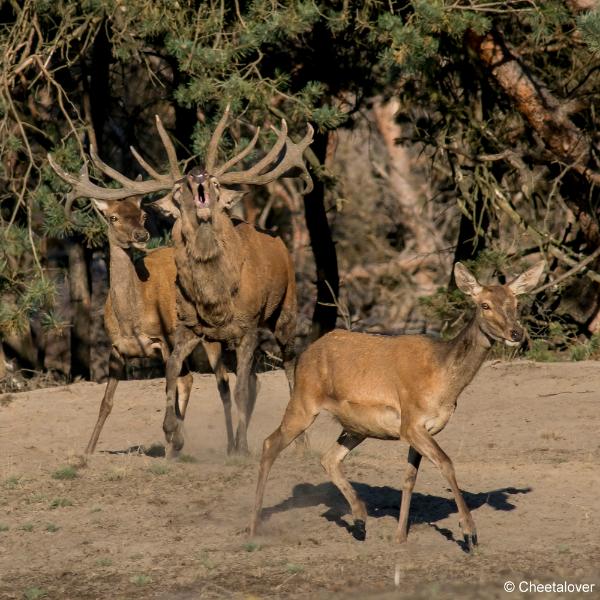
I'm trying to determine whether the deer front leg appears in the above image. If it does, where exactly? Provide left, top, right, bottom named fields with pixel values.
left=234, top=331, right=258, bottom=455
left=203, top=340, right=234, bottom=454
left=395, top=446, right=422, bottom=543
left=406, top=427, right=478, bottom=552
left=164, top=327, right=200, bottom=458
left=86, top=348, right=124, bottom=454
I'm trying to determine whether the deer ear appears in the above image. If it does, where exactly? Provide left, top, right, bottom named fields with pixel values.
left=151, top=193, right=180, bottom=218
left=91, top=198, right=111, bottom=213
left=508, top=261, right=545, bottom=295
left=454, top=262, right=483, bottom=297
left=220, top=189, right=246, bottom=210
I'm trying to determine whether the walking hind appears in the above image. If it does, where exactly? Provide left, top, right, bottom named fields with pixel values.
left=250, top=260, right=545, bottom=549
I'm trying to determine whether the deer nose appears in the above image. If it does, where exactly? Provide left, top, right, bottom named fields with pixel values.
left=510, top=328, right=523, bottom=342
left=133, top=229, right=149, bottom=242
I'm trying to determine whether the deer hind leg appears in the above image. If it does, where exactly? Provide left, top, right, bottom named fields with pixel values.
left=164, top=327, right=200, bottom=457
left=85, top=348, right=124, bottom=454
left=395, top=445, right=423, bottom=543
left=321, top=430, right=367, bottom=540
left=203, top=340, right=234, bottom=454
left=407, top=427, right=478, bottom=552
left=250, top=402, right=318, bottom=536
left=233, top=331, right=258, bottom=455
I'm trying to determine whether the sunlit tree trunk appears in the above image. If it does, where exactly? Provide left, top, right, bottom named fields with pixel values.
left=68, top=242, right=91, bottom=379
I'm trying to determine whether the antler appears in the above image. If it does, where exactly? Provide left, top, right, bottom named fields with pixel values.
left=48, top=115, right=181, bottom=214
left=205, top=104, right=314, bottom=194
left=50, top=107, right=314, bottom=218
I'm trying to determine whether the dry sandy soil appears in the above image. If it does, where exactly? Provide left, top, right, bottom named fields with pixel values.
left=1, top=360, right=599, bottom=599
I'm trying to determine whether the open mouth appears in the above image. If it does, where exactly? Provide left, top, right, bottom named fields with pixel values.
left=193, top=188, right=211, bottom=221
left=194, top=188, right=208, bottom=207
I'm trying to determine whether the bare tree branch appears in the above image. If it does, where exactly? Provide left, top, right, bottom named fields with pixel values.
left=466, top=29, right=600, bottom=186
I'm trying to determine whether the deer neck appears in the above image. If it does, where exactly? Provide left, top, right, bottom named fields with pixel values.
left=177, top=211, right=242, bottom=327
left=107, top=240, right=144, bottom=335
left=441, top=314, right=493, bottom=400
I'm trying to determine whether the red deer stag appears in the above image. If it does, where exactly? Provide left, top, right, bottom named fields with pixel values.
left=48, top=135, right=233, bottom=456
left=157, top=106, right=314, bottom=454
left=251, top=261, right=544, bottom=551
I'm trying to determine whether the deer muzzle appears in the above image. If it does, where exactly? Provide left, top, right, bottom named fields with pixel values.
left=510, top=328, right=523, bottom=342
left=133, top=229, right=150, bottom=243
left=503, top=326, right=524, bottom=347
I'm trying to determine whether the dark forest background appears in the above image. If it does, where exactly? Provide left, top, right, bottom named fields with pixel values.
left=1, top=0, right=600, bottom=390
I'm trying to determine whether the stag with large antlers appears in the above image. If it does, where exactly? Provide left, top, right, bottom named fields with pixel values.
left=48, top=129, right=234, bottom=456
left=50, top=106, right=313, bottom=454
left=158, top=107, right=313, bottom=454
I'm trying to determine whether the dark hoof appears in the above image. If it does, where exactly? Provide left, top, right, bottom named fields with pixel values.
left=464, top=533, right=478, bottom=553
left=171, top=429, right=185, bottom=452
left=234, top=438, right=250, bottom=455
left=353, top=519, right=366, bottom=541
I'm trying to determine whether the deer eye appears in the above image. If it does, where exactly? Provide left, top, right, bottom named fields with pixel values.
left=480, top=302, right=490, bottom=310
left=109, top=215, right=118, bottom=222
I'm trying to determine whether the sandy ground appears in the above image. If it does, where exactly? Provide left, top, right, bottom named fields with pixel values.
left=0, top=360, right=599, bottom=599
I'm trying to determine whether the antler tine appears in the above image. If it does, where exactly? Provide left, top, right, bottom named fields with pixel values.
left=49, top=116, right=182, bottom=214
left=214, top=126, right=261, bottom=177
left=218, top=122, right=314, bottom=194
left=48, top=151, right=175, bottom=204
left=130, top=145, right=172, bottom=183
left=155, top=115, right=182, bottom=180
left=62, top=162, right=90, bottom=218
left=242, top=119, right=288, bottom=178
left=90, top=145, right=140, bottom=188
left=286, top=122, right=314, bottom=194
left=49, top=153, right=132, bottom=201
left=206, top=103, right=231, bottom=174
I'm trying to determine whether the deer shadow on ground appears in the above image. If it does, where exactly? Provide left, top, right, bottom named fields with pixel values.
left=100, top=443, right=166, bottom=457
left=260, top=482, right=531, bottom=552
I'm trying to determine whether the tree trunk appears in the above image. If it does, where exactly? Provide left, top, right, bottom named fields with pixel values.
left=372, top=99, right=438, bottom=257
left=303, top=131, right=339, bottom=341
left=43, top=255, right=71, bottom=377
left=0, top=342, right=6, bottom=380
left=89, top=249, right=110, bottom=382
left=68, top=242, right=91, bottom=379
